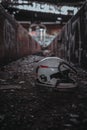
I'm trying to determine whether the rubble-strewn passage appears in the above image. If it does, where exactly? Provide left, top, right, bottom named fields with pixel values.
left=0, top=55, right=87, bottom=130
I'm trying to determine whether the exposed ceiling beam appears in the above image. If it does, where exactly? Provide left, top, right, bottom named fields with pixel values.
left=28, top=0, right=85, bottom=6
left=1, top=0, right=85, bottom=7
left=6, top=7, right=72, bottom=23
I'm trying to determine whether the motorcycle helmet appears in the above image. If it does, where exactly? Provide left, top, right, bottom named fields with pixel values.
left=34, top=57, right=77, bottom=88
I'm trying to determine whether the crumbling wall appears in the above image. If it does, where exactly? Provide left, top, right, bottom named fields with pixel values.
left=0, top=4, right=41, bottom=66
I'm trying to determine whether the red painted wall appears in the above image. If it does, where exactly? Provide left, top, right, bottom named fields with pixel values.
left=0, top=4, right=41, bottom=66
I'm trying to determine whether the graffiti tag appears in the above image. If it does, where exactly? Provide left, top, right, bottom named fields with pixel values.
left=4, top=19, right=16, bottom=49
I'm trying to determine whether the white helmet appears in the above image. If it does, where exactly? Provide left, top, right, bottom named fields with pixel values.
left=34, top=57, right=77, bottom=88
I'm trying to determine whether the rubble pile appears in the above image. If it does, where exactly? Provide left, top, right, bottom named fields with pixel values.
left=0, top=55, right=87, bottom=130
left=0, top=55, right=44, bottom=89
left=0, top=55, right=87, bottom=89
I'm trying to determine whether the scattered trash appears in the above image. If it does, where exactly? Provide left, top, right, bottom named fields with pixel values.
left=19, top=81, right=25, bottom=84
left=0, top=55, right=87, bottom=129
left=0, top=85, right=21, bottom=90
left=0, top=55, right=87, bottom=90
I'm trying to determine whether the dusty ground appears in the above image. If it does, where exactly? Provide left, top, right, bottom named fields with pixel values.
left=0, top=55, right=87, bottom=130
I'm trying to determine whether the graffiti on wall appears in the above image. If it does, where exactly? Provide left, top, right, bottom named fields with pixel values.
left=55, top=9, right=84, bottom=65
left=68, top=18, right=81, bottom=65
left=4, top=19, right=16, bottom=50
left=0, top=4, right=41, bottom=66
left=51, top=2, right=87, bottom=69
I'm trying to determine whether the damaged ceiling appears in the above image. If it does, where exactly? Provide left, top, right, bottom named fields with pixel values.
left=1, top=0, right=86, bottom=23
left=29, top=0, right=86, bottom=5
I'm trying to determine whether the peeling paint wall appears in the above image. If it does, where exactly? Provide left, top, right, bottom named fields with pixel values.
left=0, top=4, right=41, bottom=66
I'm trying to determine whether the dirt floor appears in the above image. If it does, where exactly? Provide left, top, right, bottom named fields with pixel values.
left=0, top=55, right=87, bottom=130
